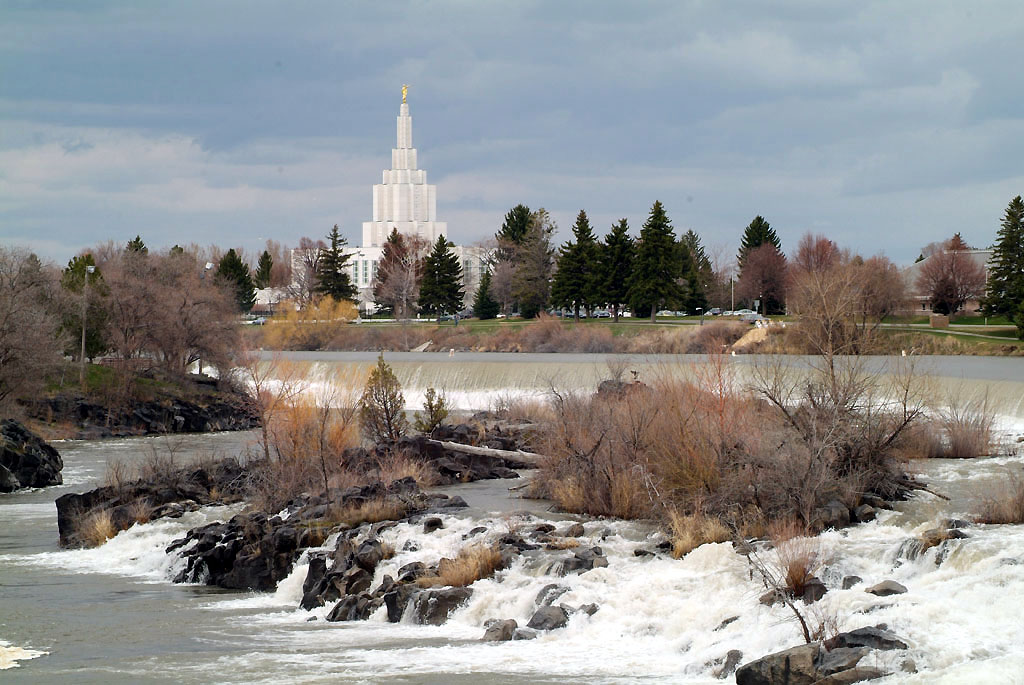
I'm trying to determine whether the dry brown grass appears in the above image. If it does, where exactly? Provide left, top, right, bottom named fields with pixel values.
left=975, top=473, right=1024, bottom=524
left=769, top=520, right=825, bottom=597
left=330, top=497, right=411, bottom=528
left=417, top=544, right=503, bottom=588
left=667, top=510, right=732, bottom=558
left=938, top=397, right=994, bottom=459
left=126, top=498, right=152, bottom=525
left=545, top=537, right=581, bottom=550
left=377, top=451, right=439, bottom=487
left=78, top=508, right=117, bottom=547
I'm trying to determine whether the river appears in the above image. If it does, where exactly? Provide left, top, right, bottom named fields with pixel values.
left=3, top=354, right=1024, bottom=682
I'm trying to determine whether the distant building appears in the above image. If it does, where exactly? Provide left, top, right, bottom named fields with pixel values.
left=901, top=248, right=991, bottom=315
left=292, top=91, right=487, bottom=315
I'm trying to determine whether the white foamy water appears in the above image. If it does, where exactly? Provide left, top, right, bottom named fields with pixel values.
left=0, top=641, right=47, bottom=670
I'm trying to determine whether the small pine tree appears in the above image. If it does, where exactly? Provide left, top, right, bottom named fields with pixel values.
left=418, top=235, right=465, bottom=316
left=473, top=269, right=500, bottom=320
left=255, top=250, right=273, bottom=288
left=359, top=354, right=408, bottom=443
left=126, top=235, right=148, bottom=254
left=413, top=387, right=449, bottom=434
left=316, top=225, right=358, bottom=302
left=216, top=248, right=257, bottom=312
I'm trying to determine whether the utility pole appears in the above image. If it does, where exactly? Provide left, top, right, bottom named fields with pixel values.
left=79, top=265, right=95, bottom=388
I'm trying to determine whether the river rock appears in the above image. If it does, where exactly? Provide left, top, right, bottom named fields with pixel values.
left=526, top=605, right=569, bottom=631
left=512, top=628, right=538, bottom=640
left=413, top=587, right=473, bottom=625
left=327, top=593, right=379, bottom=622
left=422, top=517, right=444, bottom=533
left=829, top=627, right=908, bottom=651
left=383, top=584, right=416, bottom=623
left=711, top=649, right=743, bottom=679
left=353, top=538, right=385, bottom=572
left=865, top=580, right=907, bottom=597
left=482, top=618, right=518, bottom=641
left=562, top=522, right=585, bottom=537
left=735, top=642, right=821, bottom=685
left=811, top=500, right=851, bottom=531
left=852, top=504, right=877, bottom=523
left=817, top=647, right=870, bottom=675
left=551, top=546, right=608, bottom=576
left=842, top=576, right=862, bottom=590
left=802, top=576, right=828, bottom=604
left=0, top=419, right=63, bottom=492
left=812, top=667, right=888, bottom=684
left=535, top=583, right=569, bottom=607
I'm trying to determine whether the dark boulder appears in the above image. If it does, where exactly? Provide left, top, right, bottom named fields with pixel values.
left=413, top=587, right=473, bottom=625
left=842, top=576, right=862, bottom=590
left=811, top=500, right=851, bottom=531
left=711, top=649, right=743, bottom=679
left=327, top=593, right=379, bottom=622
left=526, top=605, right=569, bottom=631
left=864, top=580, right=907, bottom=597
left=0, top=419, right=63, bottom=492
left=383, top=584, right=416, bottom=623
left=828, top=627, right=908, bottom=651
left=735, top=643, right=821, bottom=685
left=482, top=618, right=518, bottom=641
left=423, top=517, right=444, bottom=533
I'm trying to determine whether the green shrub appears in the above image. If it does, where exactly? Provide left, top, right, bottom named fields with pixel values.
left=359, top=354, right=408, bottom=443
left=414, top=387, right=450, bottom=434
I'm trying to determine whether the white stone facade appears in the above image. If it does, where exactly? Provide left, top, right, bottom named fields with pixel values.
left=361, top=102, right=447, bottom=248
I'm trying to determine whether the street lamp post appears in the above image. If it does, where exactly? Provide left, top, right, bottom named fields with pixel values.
left=79, top=265, right=95, bottom=388
left=697, top=307, right=704, bottom=326
left=730, top=278, right=734, bottom=313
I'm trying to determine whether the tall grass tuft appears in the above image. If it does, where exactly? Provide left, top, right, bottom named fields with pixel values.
left=417, top=544, right=503, bottom=588
left=976, top=472, right=1024, bottom=524
left=78, top=508, right=117, bottom=547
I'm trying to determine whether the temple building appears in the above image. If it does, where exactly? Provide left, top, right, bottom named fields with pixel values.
left=294, top=87, right=486, bottom=316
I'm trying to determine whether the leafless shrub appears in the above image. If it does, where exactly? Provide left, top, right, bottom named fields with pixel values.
left=975, top=472, right=1024, bottom=524
left=685, top=322, right=747, bottom=354
left=937, top=395, right=994, bottom=458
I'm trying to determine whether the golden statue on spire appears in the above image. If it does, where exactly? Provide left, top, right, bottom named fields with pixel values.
left=402, top=84, right=408, bottom=104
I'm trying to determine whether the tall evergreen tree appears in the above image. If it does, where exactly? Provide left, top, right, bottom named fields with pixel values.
left=255, top=250, right=274, bottom=288
left=597, top=218, right=635, bottom=322
left=551, top=209, right=599, bottom=320
left=627, top=201, right=683, bottom=322
left=373, top=229, right=425, bottom=318
left=680, top=229, right=712, bottom=313
left=737, top=216, right=781, bottom=269
left=473, top=269, right=500, bottom=320
left=497, top=204, right=532, bottom=249
left=126, top=235, right=148, bottom=254
left=511, top=209, right=556, bottom=318
left=315, top=225, right=358, bottom=302
left=419, top=236, right=465, bottom=316
left=984, top=195, right=1024, bottom=338
left=216, top=248, right=256, bottom=313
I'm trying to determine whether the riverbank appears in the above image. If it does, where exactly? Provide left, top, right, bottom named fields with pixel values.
left=18, top=365, right=259, bottom=440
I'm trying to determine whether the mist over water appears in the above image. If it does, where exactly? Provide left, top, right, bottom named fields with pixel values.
left=3, top=353, right=1024, bottom=681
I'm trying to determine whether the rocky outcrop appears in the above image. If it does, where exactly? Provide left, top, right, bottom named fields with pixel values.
left=0, top=419, right=63, bottom=492
left=170, top=479, right=459, bottom=592
left=736, top=627, right=907, bottom=684
left=55, top=457, right=247, bottom=547
left=23, top=376, right=259, bottom=439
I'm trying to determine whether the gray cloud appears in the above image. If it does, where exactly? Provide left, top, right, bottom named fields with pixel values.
left=2, top=1, right=1023, bottom=264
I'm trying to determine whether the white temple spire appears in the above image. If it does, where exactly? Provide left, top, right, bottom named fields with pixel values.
left=361, top=88, right=447, bottom=248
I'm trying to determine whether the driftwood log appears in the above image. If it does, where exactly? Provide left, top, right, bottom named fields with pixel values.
left=425, top=439, right=544, bottom=467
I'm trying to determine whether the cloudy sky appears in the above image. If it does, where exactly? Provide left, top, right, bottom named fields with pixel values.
left=3, top=1, right=1024, bottom=267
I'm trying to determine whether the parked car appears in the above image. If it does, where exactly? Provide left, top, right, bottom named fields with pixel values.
left=734, top=308, right=756, bottom=316
left=709, top=308, right=722, bottom=316
left=593, top=310, right=611, bottom=318
left=656, top=310, right=675, bottom=317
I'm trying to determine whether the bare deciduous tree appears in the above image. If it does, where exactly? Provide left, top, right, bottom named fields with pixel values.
left=0, top=247, right=63, bottom=408
left=916, top=238, right=986, bottom=315
left=373, top=232, right=428, bottom=320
